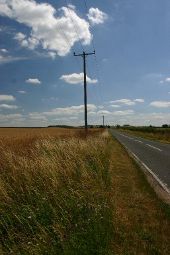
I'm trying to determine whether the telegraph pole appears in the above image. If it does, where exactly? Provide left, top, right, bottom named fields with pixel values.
left=74, top=51, right=95, bottom=132
left=103, top=115, right=105, bottom=127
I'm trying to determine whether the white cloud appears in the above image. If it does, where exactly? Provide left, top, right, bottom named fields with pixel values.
left=14, top=32, right=39, bottom=50
left=165, top=77, right=170, bottom=82
left=87, top=7, right=108, bottom=25
left=110, top=98, right=145, bottom=106
left=159, top=77, right=170, bottom=84
left=98, top=105, right=104, bottom=109
left=60, top=73, right=97, bottom=84
left=0, top=95, right=15, bottom=101
left=0, top=53, right=26, bottom=64
left=1, top=0, right=92, bottom=56
left=0, top=104, right=18, bottom=109
left=48, top=51, right=56, bottom=59
left=134, top=99, right=144, bottom=103
left=26, top=78, right=41, bottom=85
left=29, top=112, right=47, bottom=121
left=110, top=99, right=136, bottom=106
left=43, top=104, right=97, bottom=116
left=0, top=48, right=8, bottom=53
left=14, top=32, right=26, bottom=41
left=18, top=90, right=26, bottom=94
left=0, top=113, right=23, bottom=122
left=112, top=110, right=134, bottom=116
left=110, top=104, right=121, bottom=108
left=97, top=110, right=111, bottom=115
left=150, top=101, right=170, bottom=108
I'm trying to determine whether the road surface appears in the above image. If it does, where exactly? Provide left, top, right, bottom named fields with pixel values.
left=110, top=129, right=170, bottom=192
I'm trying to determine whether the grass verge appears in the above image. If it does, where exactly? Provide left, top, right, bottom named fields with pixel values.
left=118, top=128, right=170, bottom=143
left=0, top=129, right=170, bottom=254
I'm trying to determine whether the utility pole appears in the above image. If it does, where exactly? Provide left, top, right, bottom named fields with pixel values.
left=74, top=51, right=95, bottom=132
left=103, top=115, right=105, bottom=127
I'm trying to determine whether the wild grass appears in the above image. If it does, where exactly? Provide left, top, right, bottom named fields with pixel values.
left=0, top=128, right=170, bottom=254
left=0, top=129, right=113, bottom=255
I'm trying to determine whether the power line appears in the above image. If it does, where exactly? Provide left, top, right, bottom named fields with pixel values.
left=74, top=51, right=95, bottom=131
left=65, top=0, right=101, bottom=111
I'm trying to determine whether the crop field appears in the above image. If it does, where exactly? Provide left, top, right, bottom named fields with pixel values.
left=0, top=128, right=170, bottom=255
left=119, top=126, right=170, bottom=143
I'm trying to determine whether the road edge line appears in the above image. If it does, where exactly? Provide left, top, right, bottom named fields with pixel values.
left=131, top=152, right=170, bottom=194
left=113, top=138, right=170, bottom=205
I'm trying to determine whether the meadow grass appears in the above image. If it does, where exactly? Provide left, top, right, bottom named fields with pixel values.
left=0, top=128, right=170, bottom=254
left=0, top=129, right=113, bottom=255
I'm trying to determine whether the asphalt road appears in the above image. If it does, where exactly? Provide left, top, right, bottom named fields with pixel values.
left=110, top=129, right=170, bottom=191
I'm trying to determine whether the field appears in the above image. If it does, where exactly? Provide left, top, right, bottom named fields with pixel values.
left=119, top=126, right=170, bottom=143
left=0, top=128, right=170, bottom=254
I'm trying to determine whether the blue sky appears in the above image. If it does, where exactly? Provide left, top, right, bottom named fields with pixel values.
left=0, top=0, right=170, bottom=126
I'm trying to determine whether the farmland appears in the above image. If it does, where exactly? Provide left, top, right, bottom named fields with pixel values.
left=0, top=128, right=170, bottom=255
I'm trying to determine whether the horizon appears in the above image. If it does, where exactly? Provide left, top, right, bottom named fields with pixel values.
left=1, top=0, right=170, bottom=127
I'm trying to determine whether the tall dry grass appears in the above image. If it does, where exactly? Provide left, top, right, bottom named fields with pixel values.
left=0, top=131, right=113, bottom=254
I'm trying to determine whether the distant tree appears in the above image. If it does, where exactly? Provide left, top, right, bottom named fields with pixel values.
left=162, top=124, right=169, bottom=128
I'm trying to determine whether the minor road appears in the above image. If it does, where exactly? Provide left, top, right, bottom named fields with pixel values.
left=110, top=129, right=170, bottom=191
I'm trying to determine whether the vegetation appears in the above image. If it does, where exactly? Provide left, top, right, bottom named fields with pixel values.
left=0, top=129, right=113, bottom=254
left=118, top=126, right=170, bottom=143
left=0, top=128, right=170, bottom=254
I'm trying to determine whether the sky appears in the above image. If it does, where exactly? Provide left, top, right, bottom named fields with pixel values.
left=1, top=0, right=170, bottom=127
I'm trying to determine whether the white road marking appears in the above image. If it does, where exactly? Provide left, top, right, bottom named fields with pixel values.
left=131, top=152, right=170, bottom=194
left=119, top=133, right=143, bottom=143
left=119, top=133, right=134, bottom=140
left=146, top=144, right=162, bottom=152
left=134, top=139, right=143, bottom=144
left=112, top=131, right=170, bottom=195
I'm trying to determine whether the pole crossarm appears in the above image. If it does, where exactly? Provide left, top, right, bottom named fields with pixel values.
left=74, top=51, right=95, bottom=57
left=73, top=50, right=95, bottom=131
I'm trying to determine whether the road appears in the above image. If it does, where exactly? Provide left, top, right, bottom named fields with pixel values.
left=110, top=129, right=170, bottom=192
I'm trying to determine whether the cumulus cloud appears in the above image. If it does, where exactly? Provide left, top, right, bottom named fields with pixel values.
left=14, top=32, right=39, bottom=50
left=60, top=73, right=97, bottom=84
left=0, top=95, right=15, bottom=101
left=43, top=104, right=97, bottom=116
left=87, top=7, right=108, bottom=25
left=150, top=101, right=170, bottom=108
left=26, top=78, right=41, bottom=85
left=0, top=104, right=18, bottom=109
left=0, top=0, right=92, bottom=56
